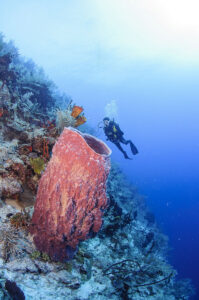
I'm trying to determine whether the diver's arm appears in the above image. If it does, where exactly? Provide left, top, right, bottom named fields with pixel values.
left=106, top=131, right=114, bottom=141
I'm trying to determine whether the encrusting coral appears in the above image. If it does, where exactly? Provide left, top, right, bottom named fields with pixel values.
left=10, top=210, right=31, bottom=231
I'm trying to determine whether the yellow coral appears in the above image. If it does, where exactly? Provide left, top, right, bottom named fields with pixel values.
left=74, top=116, right=87, bottom=127
left=30, top=157, right=45, bottom=175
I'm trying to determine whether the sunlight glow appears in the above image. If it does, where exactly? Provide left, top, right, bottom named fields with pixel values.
left=1, top=0, right=199, bottom=86
left=94, top=0, right=199, bottom=63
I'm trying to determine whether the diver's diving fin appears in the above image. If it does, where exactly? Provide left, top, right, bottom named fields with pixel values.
left=130, top=142, right=138, bottom=155
left=124, top=152, right=133, bottom=160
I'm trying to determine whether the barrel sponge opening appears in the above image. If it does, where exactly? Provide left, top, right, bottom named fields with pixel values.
left=82, top=134, right=111, bottom=156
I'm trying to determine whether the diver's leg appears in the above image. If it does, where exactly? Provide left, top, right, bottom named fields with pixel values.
left=114, top=142, right=132, bottom=159
left=120, top=138, right=138, bottom=155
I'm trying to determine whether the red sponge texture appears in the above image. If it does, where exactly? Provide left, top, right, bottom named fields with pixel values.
left=30, top=128, right=111, bottom=261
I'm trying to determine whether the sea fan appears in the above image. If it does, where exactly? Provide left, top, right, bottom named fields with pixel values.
left=56, top=109, right=76, bottom=133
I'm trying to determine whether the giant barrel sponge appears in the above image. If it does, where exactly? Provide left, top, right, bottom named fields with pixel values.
left=30, top=127, right=111, bottom=261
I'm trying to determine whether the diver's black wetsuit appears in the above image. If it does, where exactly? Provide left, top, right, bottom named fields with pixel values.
left=103, top=120, right=138, bottom=159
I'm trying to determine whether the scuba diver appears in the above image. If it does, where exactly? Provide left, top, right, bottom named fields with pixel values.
left=103, top=117, right=138, bottom=159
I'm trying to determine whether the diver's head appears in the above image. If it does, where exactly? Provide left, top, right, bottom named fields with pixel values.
left=103, top=117, right=110, bottom=127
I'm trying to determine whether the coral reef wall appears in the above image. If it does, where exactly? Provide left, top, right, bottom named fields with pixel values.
left=0, top=35, right=195, bottom=299
left=30, top=128, right=111, bottom=261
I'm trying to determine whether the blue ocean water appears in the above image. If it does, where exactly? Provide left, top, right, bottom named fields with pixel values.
left=69, top=64, right=199, bottom=299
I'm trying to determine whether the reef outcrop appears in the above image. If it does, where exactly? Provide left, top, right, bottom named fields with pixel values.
left=30, top=128, right=111, bottom=261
